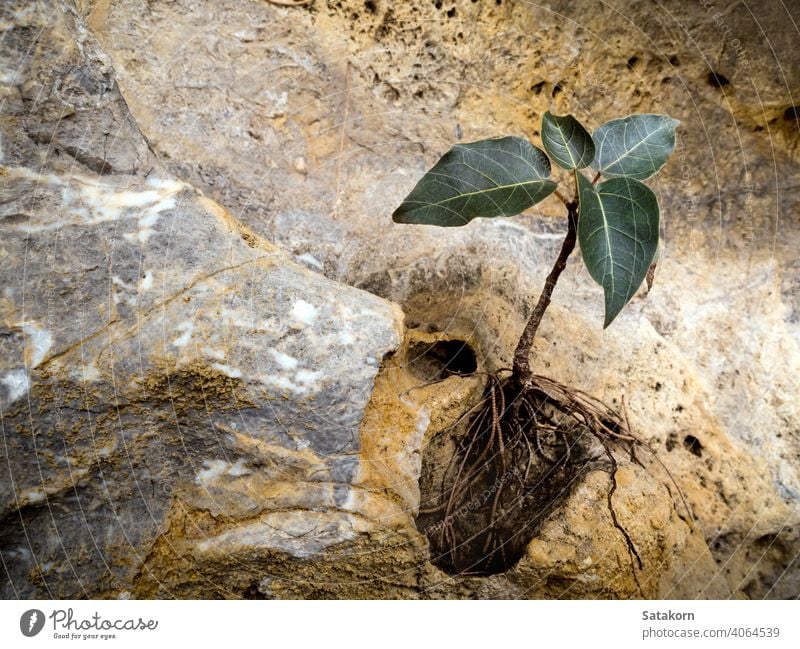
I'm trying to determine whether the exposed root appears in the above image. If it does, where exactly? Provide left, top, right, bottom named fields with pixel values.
left=417, top=370, right=680, bottom=577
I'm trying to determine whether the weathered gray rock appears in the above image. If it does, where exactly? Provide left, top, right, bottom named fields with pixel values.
left=2, top=0, right=798, bottom=599
left=1, top=0, right=402, bottom=598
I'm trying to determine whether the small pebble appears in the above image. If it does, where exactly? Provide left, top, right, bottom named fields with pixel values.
left=293, top=157, right=308, bottom=174
left=233, top=29, right=258, bottom=42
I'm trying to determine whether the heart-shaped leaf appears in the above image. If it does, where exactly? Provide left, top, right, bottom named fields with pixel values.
left=541, top=112, right=595, bottom=170
left=592, top=114, right=679, bottom=180
left=577, top=173, right=660, bottom=327
left=392, top=136, right=556, bottom=226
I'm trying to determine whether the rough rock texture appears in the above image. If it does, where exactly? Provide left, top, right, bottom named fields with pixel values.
left=1, top=0, right=798, bottom=598
left=1, top=1, right=402, bottom=598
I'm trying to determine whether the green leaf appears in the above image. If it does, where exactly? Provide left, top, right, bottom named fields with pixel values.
left=592, top=114, right=679, bottom=180
left=541, top=112, right=595, bottom=170
left=577, top=173, right=660, bottom=327
left=392, top=136, right=557, bottom=227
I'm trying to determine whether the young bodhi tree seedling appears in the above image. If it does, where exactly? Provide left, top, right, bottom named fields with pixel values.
left=393, top=113, right=680, bottom=575
left=394, top=112, right=679, bottom=380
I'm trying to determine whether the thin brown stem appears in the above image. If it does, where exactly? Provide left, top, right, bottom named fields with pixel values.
left=554, top=189, right=572, bottom=206
left=512, top=199, right=579, bottom=386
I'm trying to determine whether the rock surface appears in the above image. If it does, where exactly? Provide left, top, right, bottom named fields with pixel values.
left=1, top=0, right=402, bottom=598
left=1, top=0, right=798, bottom=598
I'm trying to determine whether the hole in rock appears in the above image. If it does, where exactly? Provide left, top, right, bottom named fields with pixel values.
left=783, top=105, right=799, bottom=122
left=416, top=380, right=595, bottom=576
left=530, top=81, right=546, bottom=95
left=707, top=71, right=730, bottom=88
left=407, top=340, right=477, bottom=381
left=242, top=581, right=267, bottom=599
left=683, top=434, right=703, bottom=457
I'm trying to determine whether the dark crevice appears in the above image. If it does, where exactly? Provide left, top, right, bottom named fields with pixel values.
left=707, top=71, right=730, bottom=88
left=407, top=339, right=477, bottom=381
left=683, top=434, right=703, bottom=457
left=242, top=581, right=267, bottom=599
left=25, top=129, right=118, bottom=175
